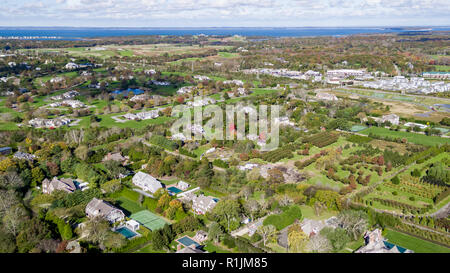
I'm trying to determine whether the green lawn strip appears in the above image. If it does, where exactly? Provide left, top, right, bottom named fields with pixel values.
left=115, top=196, right=146, bottom=215
left=299, top=205, right=337, bottom=220
left=134, top=243, right=161, bottom=253
left=266, top=242, right=287, bottom=253
left=203, top=241, right=233, bottom=253
left=384, top=228, right=450, bottom=253
left=360, top=127, right=450, bottom=146
left=218, top=52, right=239, bottom=58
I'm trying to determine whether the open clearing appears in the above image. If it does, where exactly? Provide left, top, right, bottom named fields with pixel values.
left=384, top=229, right=450, bottom=253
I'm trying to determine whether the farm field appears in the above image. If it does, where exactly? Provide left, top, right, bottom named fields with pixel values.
left=360, top=127, right=450, bottom=146
left=19, top=44, right=233, bottom=59
left=361, top=152, right=449, bottom=214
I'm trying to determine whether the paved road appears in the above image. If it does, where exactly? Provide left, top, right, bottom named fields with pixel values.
left=427, top=201, right=450, bottom=219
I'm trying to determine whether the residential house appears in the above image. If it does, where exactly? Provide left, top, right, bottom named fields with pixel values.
left=193, top=230, right=208, bottom=243
left=132, top=171, right=163, bottom=194
left=177, top=181, right=190, bottom=191
left=192, top=194, right=218, bottom=215
left=13, top=151, right=36, bottom=161
left=42, top=177, right=77, bottom=194
left=223, top=79, right=244, bottom=86
left=85, top=198, right=125, bottom=223
left=177, top=86, right=195, bottom=94
left=356, top=229, right=414, bottom=253
left=316, top=92, right=338, bottom=101
left=29, top=117, right=72, bottom=128
left=381, top=114, right=400, bottom=125
left=176, top=245, right=205, bottom=253
left=404, top=122, right=428, bottom=129
left=125, top=220, right=140, bottom=232
left=130, top=94, right=150, bottom=102
left=65, top=62, right=79, bottom=70
left=171, top=133, right=188, bottom=141
left=194, top=75, right=210, bottom=81
left=103, top=152, right=129, bottom=165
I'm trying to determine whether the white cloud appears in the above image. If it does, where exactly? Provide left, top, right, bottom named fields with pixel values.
left=1, top=0, right=449, bottom=26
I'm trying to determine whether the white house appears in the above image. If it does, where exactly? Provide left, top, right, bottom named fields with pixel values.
left=65, top=62, right=79, bottom=70
left=404, top=122, right=428, bottom=129
left=171, top=133, right=188, bottom=141
left=132, top=171, right=163, bottom=194
left=192, top=194, right=218, bottom=215
left=177, top=181, right=190, bottom=191
left=125, top=220, right=140, bottom=232
left=316, top=92, right=338, bottom=101
left=381, top=114, right=399, bottom=125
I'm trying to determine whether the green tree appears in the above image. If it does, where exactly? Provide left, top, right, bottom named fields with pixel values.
left=31, top=167, right=45, bottom=187
left=208, top=222, right=224, bottom=243
left=212, top=199, right=241, bottom=232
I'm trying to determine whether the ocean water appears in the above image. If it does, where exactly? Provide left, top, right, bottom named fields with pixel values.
left=0, top=27, right=449, bottom=40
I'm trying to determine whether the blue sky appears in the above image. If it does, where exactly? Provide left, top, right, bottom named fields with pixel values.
left=1, top=0, right=449, bottom=27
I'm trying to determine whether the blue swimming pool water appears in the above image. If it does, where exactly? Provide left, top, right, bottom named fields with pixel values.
left=116, top=227, right=138, bottom=239
left=178, top=236, right=200, bottom=247
left=111, top=88, right=145, bottom=97
left=167, top=187, right=182, bottom=194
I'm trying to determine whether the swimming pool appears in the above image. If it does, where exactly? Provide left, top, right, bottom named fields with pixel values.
left=116, top=227, right=138, bottom=239
left=177, top=236, right=200, bottom=248
left=167, top=187, right=182, bottom=194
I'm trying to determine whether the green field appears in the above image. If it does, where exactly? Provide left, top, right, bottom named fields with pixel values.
left=360, top=127, right=450, bottom=146
left=203, top=241, right=232, bottom=253
left=432, top=65, right=450, bottom=72
left=299, top=205, right=338, bottom=220
left=116, top=196, right=145, bottom=215
left=218, top=52, right=239, bottom=58
left=384, top=229, right=450, bottom=253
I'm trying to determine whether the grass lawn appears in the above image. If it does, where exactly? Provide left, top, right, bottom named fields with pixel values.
left=218, top=52, right=239, bottom=58
left=384, top=229, right=450, bottom=253
left=204, top=241, right=233, bottom=253
left=360, top=127, right=450, bottom=146
left=432, top=65, right=450, bottom=72
left=134, top=244, right=163, bottom=253
left=266, top=242, right=287, bottom=253
left=345, top=238, right=365, bottom=252
left=115, top=196, right=145, bottom=216
left=299, top=205, right=338, bottom=220
left=251, top=88, right=280, bottom=96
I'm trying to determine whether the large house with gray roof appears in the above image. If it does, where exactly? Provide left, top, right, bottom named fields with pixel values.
left=85, top=198, right=125, bottom=223
left=42, top=177, right=77, bottom=194
left=132, top=171, right=163, bottom=194
left=192, top=194, right=218, bottom=215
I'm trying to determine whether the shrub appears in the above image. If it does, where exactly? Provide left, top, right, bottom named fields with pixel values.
left=222, top=234, right=236, bottom=249
left=391, top=176, right=400, bottom=185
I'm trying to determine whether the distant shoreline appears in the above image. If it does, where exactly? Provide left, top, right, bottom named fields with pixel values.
left=0, top=26, right=449, bottom=40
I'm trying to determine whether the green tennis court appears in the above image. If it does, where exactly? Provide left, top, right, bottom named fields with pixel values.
left=130, top=210, right=168, bottom=231
left=351, top=125, right=367, bottom=132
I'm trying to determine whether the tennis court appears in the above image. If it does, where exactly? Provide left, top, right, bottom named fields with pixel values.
left=351, top=125, right=367, bottom=132
left=130, top=210, right=168, bottom=231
